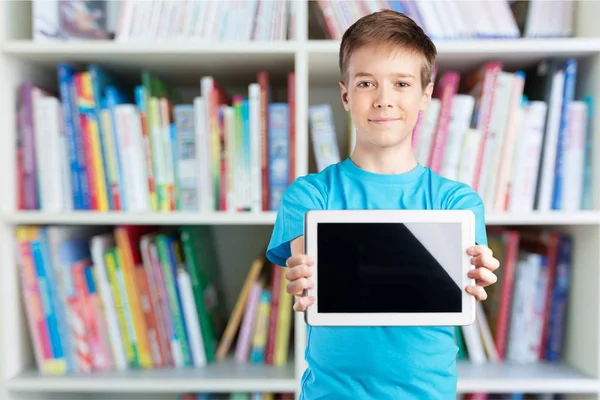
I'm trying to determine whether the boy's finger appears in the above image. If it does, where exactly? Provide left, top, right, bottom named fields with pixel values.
left=286, top=254, right=314, bottom=268
left=466, top=285, right=487, bottom=301
left=293, top=295, right=315, bottom=312
left=466, top=245, right=492, bottom=257
left=286, top=277, right=313, bottom=296
left=470, top=254, right=500, bottom=270
left=468, top=268, right=497, bottom=286
left=285, top=264, right=313, bottom=282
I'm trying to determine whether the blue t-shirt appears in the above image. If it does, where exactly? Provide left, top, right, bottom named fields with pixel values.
left=266, top=157, right=488, bottom=400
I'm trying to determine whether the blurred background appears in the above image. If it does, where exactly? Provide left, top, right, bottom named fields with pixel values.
left=0, top=1, right=599, bottom=399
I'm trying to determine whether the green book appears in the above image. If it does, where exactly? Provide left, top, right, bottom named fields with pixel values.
left=179, top=226, right=224, bottom=363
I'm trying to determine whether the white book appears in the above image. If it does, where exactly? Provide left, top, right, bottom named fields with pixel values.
left=443, top=0, right=471, bottom=39
left=416, top=98, right=440, bottom=166
left=114, top=104, right=150, bottom=211
left=174, top=105, right=199, bottom=211
left=308, top=104, right=340, bottom=172
left=537, top=69, right=565, bottom=211
left=561, top=101, right=588, bottom=211
left=431, top=0, right=457, bottom=39
left=506, top=253, right=542, bottom=363
left=494, top=106, right=523, bottom=211
left=177, top=269, right=207, bottom=368
left=249, top=83, right=262, bottom=212
left=492, top=74, right=525, bottom=210
left=457, top=128, right=481, bottom=187
left=440, top=94, right=475, bottom=181
left=476, top=301, right=500, bottom=362
left=115, top=0, right=136, bottom=42
left=193, top=96, right=207, bottom=211
left=33, top=95, right=65, bottom=211
left=461, top=322, right=486, bottom=364
left=33, top=0, right=60, bottom=41
left=90, top=234, right=128, bottom=371
left=479, top=72, right=514, bottom=202
left=509, top=101, right=547, bottom=212
left=414, top=1, right=445, bottom=39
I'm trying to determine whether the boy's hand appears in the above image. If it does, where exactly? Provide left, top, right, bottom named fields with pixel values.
left=284, top=254, right=315, bottom=312
left=465, top=245, right=499, bottom=301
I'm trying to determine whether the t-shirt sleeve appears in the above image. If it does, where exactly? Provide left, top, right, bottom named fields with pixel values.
left=266, top=176, right=326, bottom=266
left=443, top=183, right=488, bottom=247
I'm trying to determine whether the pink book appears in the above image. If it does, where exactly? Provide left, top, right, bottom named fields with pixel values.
left=412, top=66, right=438, bottom=155
left=428, top=71, right=460, bottom=173
left=234, top=283, right=262, bottom=363
left=463, top=62, right=503, bottom=190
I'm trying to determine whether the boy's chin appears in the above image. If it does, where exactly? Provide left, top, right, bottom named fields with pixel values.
left=360, top=132, right=412, bottom=148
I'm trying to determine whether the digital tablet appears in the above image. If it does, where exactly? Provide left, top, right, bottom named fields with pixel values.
left=303, top=209, right=477, bottom=327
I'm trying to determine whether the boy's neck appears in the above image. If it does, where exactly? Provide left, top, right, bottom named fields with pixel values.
left=350, top=141, right=419, bottom=175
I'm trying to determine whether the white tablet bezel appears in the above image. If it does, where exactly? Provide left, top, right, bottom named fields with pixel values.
left=303, top=209, right=476, bottom=327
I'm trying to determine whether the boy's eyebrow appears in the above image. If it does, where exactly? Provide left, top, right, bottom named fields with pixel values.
left=392, top=72, right=416, bottom=79
left=352, top=72, right=416, bottom=80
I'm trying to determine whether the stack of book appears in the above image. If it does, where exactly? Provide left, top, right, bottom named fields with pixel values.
left=15, top=224, right=293, bottom=375
left=16, top=64, right=295, bottom=213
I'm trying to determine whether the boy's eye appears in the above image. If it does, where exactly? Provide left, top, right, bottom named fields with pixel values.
left=357, top=81, right=374, bottom=88
left=396, top=82, right=410, bottom=88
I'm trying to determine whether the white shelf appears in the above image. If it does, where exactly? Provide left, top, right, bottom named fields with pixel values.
left=0, top=40, right=296, bottom=84
left=10, top=361, right=594, bottom=395
left=3, top=210, right=598, bottom=226
left=0, top=211, right=278, bottom=225
left=6, top=37, right=600, bottom=86
left=307, top=37, right=600, bottom=56
left=307, top=37, right=600, bottom=84
left=485, top=211, right=600, bottom=225
left=5, top=359, right=296, bottom=393
left=457, top=362, right=599, bottom=393
left=0, top=40, right=299, bottom=54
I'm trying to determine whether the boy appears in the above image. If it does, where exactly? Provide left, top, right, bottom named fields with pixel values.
left=266, top=10, right=500, bottom=400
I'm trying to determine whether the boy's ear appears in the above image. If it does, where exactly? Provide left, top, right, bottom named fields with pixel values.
left=420, top=81, right=434, bottom=112
left=339, top=80, right=350, bottom=112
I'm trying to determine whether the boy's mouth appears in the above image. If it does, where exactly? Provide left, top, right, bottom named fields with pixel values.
left=369, top=117, right=400, bottom=123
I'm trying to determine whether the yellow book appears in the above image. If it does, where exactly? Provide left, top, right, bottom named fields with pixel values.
left=88, top=115, right=109, bottom=211
left=274, top=277, right=293, bottom=366
left=149, top=97, right=165, bottom=211
left=115, top=229, right=153, bottom=369
left=105, top=249, right=136, bottom=367
left=159, top=98, right=175, bottom=211
left=215, top=258, right=265, bottom=361
left=82, top=72, right=109, bottom=210
left=99, top=109, right=120, bottom=209
left=250, top=289, right=271, bottom=363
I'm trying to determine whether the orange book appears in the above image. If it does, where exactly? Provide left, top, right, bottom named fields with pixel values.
left=114, top=226, right=157, bottom=368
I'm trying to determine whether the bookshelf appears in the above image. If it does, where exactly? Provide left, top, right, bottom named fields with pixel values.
left=1, top=1, right=600, bottom=399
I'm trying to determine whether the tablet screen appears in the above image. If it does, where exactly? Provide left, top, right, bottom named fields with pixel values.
left=317, top=221, right=464, bottom=313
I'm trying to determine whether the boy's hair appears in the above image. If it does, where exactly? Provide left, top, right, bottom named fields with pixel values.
left=339, top=10, right=437, bottom=90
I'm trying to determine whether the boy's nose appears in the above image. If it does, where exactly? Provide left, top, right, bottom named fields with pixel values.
left=374, top=88, right=394, bottom=108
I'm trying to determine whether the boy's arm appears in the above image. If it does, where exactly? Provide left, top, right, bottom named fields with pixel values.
left=266, top=176, right=325, bottom=267
left=291, top=236, right=304, bottom=256
left=443, top=183, right=498, bottom=300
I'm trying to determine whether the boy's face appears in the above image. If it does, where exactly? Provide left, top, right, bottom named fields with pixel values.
left=340, top=44, right=433, bottom=151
